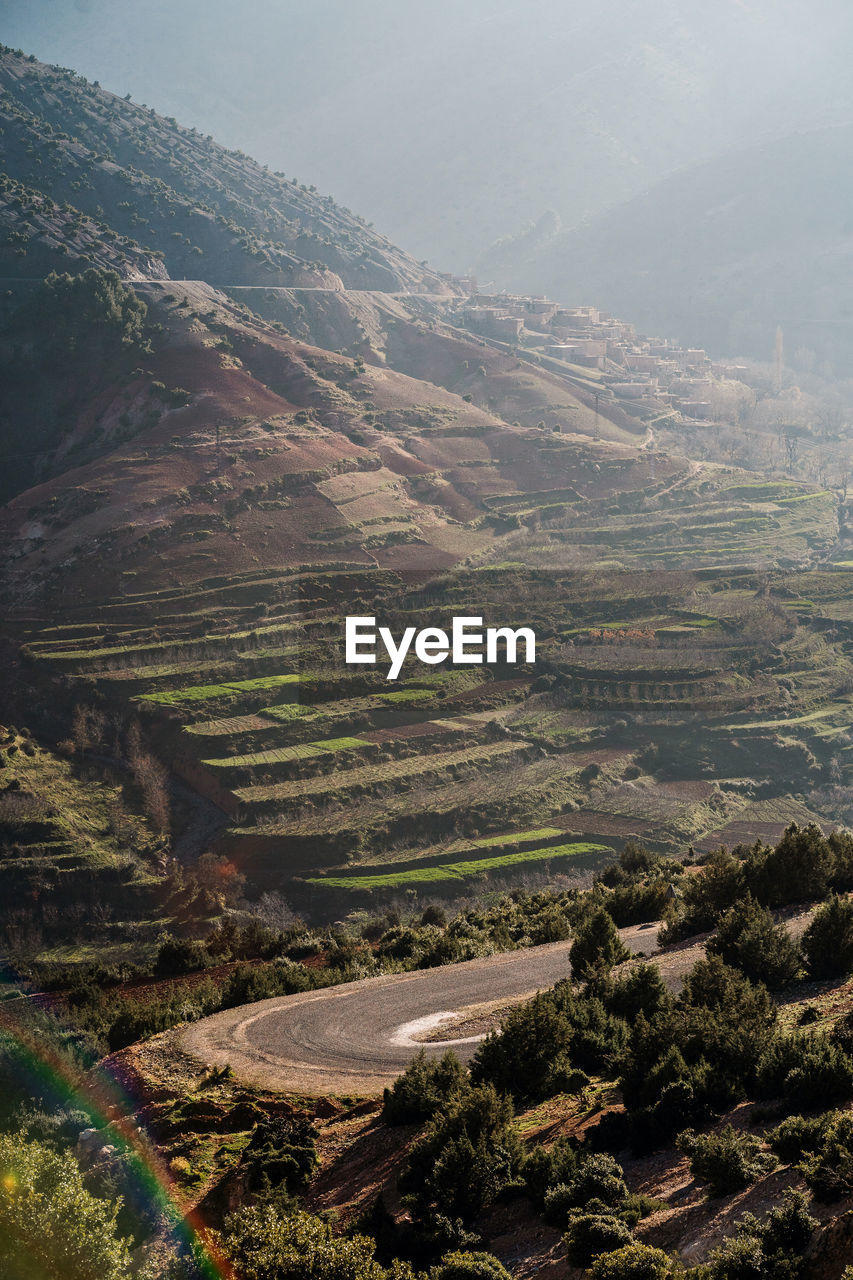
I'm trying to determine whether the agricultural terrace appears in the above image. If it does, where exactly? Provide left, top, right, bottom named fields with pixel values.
left=14, top=558, right=853, bottom=905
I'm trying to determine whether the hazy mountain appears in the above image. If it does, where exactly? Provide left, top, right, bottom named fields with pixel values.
left=4, top=0, right=853, bottom=273
left=488, top=125, right=853, bottom=367
left=0, top=46, right=454, bottom=293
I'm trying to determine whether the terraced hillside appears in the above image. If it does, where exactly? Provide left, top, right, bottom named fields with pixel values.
left=2, top=266, right=837, bottom=611
left=8, top=555, right=850, bottom=931
left=0, top=723, right=167, bottom=965
left=0, top=42, right=851, bottom=951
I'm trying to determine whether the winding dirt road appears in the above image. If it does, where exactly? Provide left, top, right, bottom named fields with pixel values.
left=180, top=923, right=661, bottom=1096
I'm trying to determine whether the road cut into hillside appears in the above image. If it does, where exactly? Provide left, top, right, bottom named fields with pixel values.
left=180, top=922, right=665, bottom=1095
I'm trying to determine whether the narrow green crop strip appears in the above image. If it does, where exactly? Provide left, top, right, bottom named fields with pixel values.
left=307, top=841, right=612, bottom=889
left=139, top=673, right=299, bottom=704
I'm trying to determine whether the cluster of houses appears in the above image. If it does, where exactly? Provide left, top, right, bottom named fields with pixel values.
left=451, top=289, right=750, bottom=423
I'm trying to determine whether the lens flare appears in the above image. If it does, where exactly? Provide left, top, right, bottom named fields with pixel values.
left=0, top=989, right=234, bottom=1279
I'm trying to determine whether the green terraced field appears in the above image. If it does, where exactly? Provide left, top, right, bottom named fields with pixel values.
left=307, top=840, right=613, bottom=889
left=262, top=704, right=319, bottom=723
left=376, top=689, right=435, bottom=704
left=234, top=739, right=527, bottom=804
left=202, top=736, right=370, bottom=769
left=469, top=827, right=563, bottom=847
left=139, top=673, right=300, bottom=704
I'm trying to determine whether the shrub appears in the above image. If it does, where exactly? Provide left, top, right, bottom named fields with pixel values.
left=662, top=848, right=743, bottom=940
left=799, top=1112, right=853, bottom=1201
left=428, top=1252, right=512, bottom=1279
left=0, top=1134, right=132, bottom=1280
left=676, top=1125, right=776, bottom=1197
left=471, top=990, right=572, bottom=1103
left=471, top=984, right=624, bottom=1104
left=782, top=1037, right=853, bottom=1110
left=382, top=1051, right=469, bottom=1125
left=570, top=908, right=630, bottom=980
left=400, top=1085, right=524, bottom=1227
left=745, top=822, right=833, bottom=908
left=768, top=1113, right=832, bottom=1163
left=564, top=1154, right=629, bottom=1211
left=242, top=1115, right=319, bottom=1198
left=677, top=957, right=776, bottom=1097
left=219, top=1205, right=391, bottom=1279
left=707, top=897, right=799, bottom=989
left=621, top=958, right=776, bottom=1128
left=564, top=1212, right=634, bottom=1267
left=521, top=1134, right=580, bottom=1205
left=606, top=963, right=672, bottom=1023
left=801, top=895, right=853, bottom=978
left=830, top=1016, right=853, bottom=1074
left=754, top=1034, right=806, bottom=1099
left=154, top=935, right=210, bottom=976
left=589, top=1243, right=673, bottom=1280
left=619, top=842, right=660, bottom=876
left=14, top=268, right=147, bottom=368
left=542, top=1153, right=630, bottom=1229
left=704, top=1189, right=816, bottom=1279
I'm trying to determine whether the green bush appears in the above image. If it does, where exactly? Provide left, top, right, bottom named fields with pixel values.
left=242, top=1114, right=319, bottom=1198
left=676, top=1125, right=776, bottom=1197
left=782, top=1037, right=853, bottom=1110
left=428, top=1252, right=512, bottom=1280
left=664, top=826, right=852, bottom=943
left=801, top=895, right=853, bottom=978
left=382, top=1051, right=469, bottom=1126
left=707, top=897, right=799, bottom=989
left=471, top=983, right=624, bottom=1104
left=14, top=268, right=148, bottom=367
left=470, top=990, right=571, bottom=1103
left=521, top=1134, right=580, bottom=1205
left=562, top=1154, right=629, bottom=1212
left=606, top=963, right=672, bottom=1023
left=570, top=907, right=630, bottom=980
left=400, top=1085, right=523, bottom=1228
left=704, top=1189, right=816, bottom=1279
left=218, top=1205, right=394, bottom=1279
left=799, top=1112, right=853, bottom=1201
left=564, top=1212, right=634, bottom=1267
left=661, top=848, right=743, bottom=940
left=154, top=935, right=210, bottom=976
left=589, top=1243, right=673, bottom=1280
left=768, top=1113, right=832, bottom=1163
left=0, top=1134, right=132, bottom=1280
left=620, top=958, right=776, bottom=1126
left=619, top=842, right=660, bottom=876
left=745, top=823, right=833, bottom=907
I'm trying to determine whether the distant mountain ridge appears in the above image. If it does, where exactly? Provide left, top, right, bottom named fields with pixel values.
left=482, top=124, right=853, bottom=369
left=5, top=0, right=851, bottom=273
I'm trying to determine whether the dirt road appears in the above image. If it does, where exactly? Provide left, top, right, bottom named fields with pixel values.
left=180, top=922, right=662, bottom=1096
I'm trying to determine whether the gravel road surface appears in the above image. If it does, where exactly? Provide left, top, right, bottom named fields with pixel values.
left=180, top=923, right=660, bottom=1095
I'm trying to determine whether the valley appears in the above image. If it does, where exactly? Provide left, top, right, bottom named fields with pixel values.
left=4, top=36, right=853, bottom=1280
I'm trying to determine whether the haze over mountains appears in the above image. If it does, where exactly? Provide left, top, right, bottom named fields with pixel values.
left=5, top=0, right=853, bottom=362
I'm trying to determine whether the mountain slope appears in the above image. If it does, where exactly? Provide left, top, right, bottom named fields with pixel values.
left=5, top=0, right=852, bottom=271
left=487, top=125, right=853, bottom=368
left=0, top=45, right=455, bottom=292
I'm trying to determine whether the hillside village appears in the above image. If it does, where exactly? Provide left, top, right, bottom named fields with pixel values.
left=457, top=289, right=752, bottom=424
